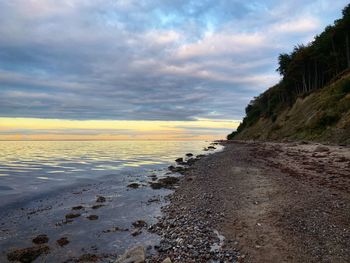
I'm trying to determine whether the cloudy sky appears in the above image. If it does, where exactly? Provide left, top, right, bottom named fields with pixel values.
left=0, top=0, right=348, bottom=140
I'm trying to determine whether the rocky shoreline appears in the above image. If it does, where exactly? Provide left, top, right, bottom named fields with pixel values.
left=1, top=143, right=221, bottom=263
left=118, top=140, right=350, bottom=263
left=4, top=140, right=350, bottom=262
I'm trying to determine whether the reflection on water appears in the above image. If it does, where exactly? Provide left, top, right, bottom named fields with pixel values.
left=0, top=140, right=222, bottom=261
left=0, top=141, right=220, bottom=199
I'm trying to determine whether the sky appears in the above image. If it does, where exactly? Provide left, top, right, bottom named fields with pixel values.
left=0, top=0, right=348, bottom=140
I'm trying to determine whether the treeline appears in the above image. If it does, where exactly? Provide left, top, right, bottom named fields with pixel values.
left=229, top=4, right=350, bottom=139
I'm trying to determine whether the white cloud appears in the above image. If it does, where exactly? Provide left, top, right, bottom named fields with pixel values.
left=271, top=17, right=320, bottom=34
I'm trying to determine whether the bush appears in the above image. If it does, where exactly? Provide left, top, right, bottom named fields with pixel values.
left=340, top=79, right=350, bottom=93
left=316, top=112, right=340, bottom=128
left=227, top=131, right=237, bottom=140
left=334, top=79, right=350, bottom=99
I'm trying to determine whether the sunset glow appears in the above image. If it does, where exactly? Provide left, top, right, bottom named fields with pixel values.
left=0, top=117, right=239, bottom=140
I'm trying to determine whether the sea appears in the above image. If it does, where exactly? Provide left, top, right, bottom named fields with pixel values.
left=0, top=140, right=222, bottom=262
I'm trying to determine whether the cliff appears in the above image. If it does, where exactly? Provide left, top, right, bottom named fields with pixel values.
left=228, top=4, right=350, bottom=145
left=229, top=73, right=350, bottom=144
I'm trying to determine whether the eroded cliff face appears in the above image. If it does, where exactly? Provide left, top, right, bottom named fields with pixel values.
left=232, top=73, right=350, bottom=145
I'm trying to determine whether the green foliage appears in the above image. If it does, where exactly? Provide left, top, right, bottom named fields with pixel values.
left=316, top=112, right=341, bottom=128
left=228, top=3, right=350, bottom=139
left=340, top=79, right=350, bottom=93
left=227, top=131, right=237, bottom=140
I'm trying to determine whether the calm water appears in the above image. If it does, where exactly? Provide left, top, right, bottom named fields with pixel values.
left=0, top=140, right=221, bottom=262
left=0, top=140, right=219, bottom=202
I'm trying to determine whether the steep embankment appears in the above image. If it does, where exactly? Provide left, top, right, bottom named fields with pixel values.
left=232, top=73, right=350, bottom=144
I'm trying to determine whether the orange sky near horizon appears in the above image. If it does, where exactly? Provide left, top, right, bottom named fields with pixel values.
left=0, top=117, right=239, bottom=141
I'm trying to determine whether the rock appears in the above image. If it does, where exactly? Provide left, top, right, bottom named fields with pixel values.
left=162, top=257, right=172, bottom=263
left=148, top=197, right=160, bottom=203
left=175, top=158, right=183, bottom=163
left=65, top=213, right=80, bottom=219
left=132, top=220, right=147, bottom=228
left=131, top=229, right=142, bottom=236
left=71, top=205, right=84, bottom=210
left=168, top=166, right=185, bottom=173
left=149, top=177, right=179, bottom=190
left=115, top=246, right=145, bottom=263
left=7, top=245, right=49, bottom=263
left=103, top=227, right=129, bottom=233
left=91, top=204, right=105, bottom=209
left=56, top=237, right=69, bottom=247
left=32, top=234, right=49, bottom=245
left=87, top=215, right=99, bottom=220
left=186, top=176, right=195, bottom=181
left=186, top=158, right=196, bottom=166
left=96, top=196, right=106, bottom=203
left=335, top=157, right=347, bottom=162
left=207, top=146, right=216, bottom=150
left=314, top=146, right=330, bottom=152
left=78, top=254, right=99, bottom=262
left=186, top=153, right=193, bottom=157
left=127, top=183, right=141, bottom=189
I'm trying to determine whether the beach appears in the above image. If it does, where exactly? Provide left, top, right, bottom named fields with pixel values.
left=148, top=141, right=350, bottom=262
left=2, top=140, right=350, bottom=262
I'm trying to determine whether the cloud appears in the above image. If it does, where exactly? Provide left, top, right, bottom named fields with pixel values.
left=271, top=17, right=320, bottom=33
left=0, top=0, right=348, bottom=124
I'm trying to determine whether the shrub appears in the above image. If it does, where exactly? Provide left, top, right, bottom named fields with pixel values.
left=317, top=112, right=340, bottom=128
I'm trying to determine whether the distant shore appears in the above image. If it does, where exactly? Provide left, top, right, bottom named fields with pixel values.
left=148, top=140, right=350, bottom=262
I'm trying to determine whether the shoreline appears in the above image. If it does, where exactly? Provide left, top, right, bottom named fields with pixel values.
left=0, top=141, right=221, bottom=263
left=2, top=140, right=350, bottom=262
left=145, top=140, right=350, bottom=262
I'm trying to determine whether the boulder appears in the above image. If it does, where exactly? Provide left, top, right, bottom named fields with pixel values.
left=115, top=246, right=145, bottom=263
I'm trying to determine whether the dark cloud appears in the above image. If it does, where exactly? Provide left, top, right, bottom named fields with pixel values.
left=0, top=0, right=348, bottom=121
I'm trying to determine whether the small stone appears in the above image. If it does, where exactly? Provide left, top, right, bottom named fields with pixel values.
left=65, top=213, right=80, bottom=219
left=314, top=146, right=329, bottom=152
left=96, top=196, right=106, bottom=203
left=127, top=183, right=140, bottom=189
left=115, top=246, right=145, bottom=263
left=132, top=220, right=147, bottom=228
left=91, top=204, right=105, bottom=209
left=162, top=257, right=172, bottom=263
left=56, top=237, right=69, bottom=247
left=131, top=229, right=142, bottom=236
left=32, top=234, right=49, bottom=245
left=87, top=215, right=99, bottom=220
left=71, top=205, right=84, bottom=210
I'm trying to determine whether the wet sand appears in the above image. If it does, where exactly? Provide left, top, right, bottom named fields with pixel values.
left=149, top=141, right=350, bottom=262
